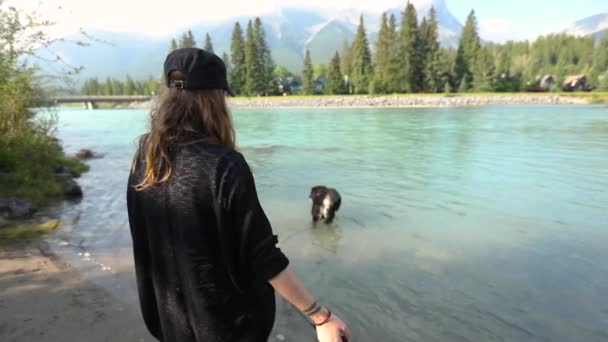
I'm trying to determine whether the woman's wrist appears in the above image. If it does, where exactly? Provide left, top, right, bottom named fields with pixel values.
left=309, top=306, right=331, bottom=326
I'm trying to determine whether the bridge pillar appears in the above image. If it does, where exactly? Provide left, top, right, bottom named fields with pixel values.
left=84, top=101, right=98, bottom=110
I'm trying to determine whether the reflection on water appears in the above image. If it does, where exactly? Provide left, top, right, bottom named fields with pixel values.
left=47, top=106, right=608, bottom=342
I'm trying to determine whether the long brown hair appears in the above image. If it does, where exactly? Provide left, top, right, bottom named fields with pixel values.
left=132, top=77, right=235, bottom=191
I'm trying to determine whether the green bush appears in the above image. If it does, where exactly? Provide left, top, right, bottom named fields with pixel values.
left=0, top=5, right=88, bottom=205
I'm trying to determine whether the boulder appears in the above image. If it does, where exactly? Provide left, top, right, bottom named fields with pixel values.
left=63, top=179, right=83, bottom=198
left=54, top=165, right=81, bottom=178
left=75, top=149, right=103, bottom=160
left=0, top=197, right=38, bottom=219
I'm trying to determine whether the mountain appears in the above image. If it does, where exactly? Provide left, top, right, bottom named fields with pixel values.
left=564, top=13, right=608, bottom=40
left=593, top=28, right=608, bottom=42
left=36, top=0, right=462, bottom=82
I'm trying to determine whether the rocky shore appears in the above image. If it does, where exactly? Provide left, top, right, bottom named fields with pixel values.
left=128, top=94, right=589, bottom=110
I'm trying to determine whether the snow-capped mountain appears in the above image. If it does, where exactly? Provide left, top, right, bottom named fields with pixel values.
left=564, top=13, right=608, bottom=38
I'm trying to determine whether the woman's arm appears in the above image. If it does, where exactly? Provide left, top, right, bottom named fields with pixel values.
left=269, top=265, right=351, bottom=342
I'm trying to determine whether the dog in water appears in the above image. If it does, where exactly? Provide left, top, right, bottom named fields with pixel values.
left=309, top=186, right=341, bottom=224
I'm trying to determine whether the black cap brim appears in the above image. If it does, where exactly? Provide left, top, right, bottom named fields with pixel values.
left=225, top=86, right=235, bottom=97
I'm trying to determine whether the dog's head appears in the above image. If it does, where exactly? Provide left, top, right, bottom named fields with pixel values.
left=310, top=186, right=341, bottom=223
left=310, top=185, right=328, bottom=201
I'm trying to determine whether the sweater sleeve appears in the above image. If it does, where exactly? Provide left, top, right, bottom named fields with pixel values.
left=223, top=153, right=290, bottom=282
left=126, top=177, right=162, bottom=341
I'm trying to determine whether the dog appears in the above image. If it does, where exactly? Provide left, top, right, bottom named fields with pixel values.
left=309, top=186, right=341, bottom=224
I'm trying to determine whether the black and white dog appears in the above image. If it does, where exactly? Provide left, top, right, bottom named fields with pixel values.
left=309, top=186, right=341, bottom=224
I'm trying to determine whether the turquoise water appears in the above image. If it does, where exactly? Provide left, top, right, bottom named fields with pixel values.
left=49, top=106, right=608, bottom=341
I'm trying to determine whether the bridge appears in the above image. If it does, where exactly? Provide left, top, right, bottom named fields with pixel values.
left=52, top=95, right=154, bottom=110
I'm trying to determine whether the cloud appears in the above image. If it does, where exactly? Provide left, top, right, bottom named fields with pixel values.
left=479, top=18, right=511, bottom=42
left=5, top=0, right=414, bottom=38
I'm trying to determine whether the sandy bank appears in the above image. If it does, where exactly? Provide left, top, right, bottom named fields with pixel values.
left=128, top=94, right=590, bottom=110
left=0, top=240, right=153, bottom=342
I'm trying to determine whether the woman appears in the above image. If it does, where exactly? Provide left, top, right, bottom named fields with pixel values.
left=127, top=47, right=350, bottom=342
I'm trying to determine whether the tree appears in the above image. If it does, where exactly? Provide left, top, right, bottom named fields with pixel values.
left=222, top=52, right=231, bottom=82
left=169, top=38, right=178, bottom=52
left=422, top=7, right=442, bottom=92
left=244, top=20, right=264, bottom=95
left=275, top=65, right=293, bottom=78
left=454, top=10, right=481, bottom=91
left=473, top=46, right=496, bottom=92
left=590, top=34, right=608, bottom=88
left=326, top=52, right=344, bottom=95
left=314, top=64, right=327, bottom=79
left=125, top=75, right=136, bottom=95
left=229, top=22, right=246, bottom=95
left=254, top=18, right=276, bottom=95
left=399, top=2, right=423, bottom=92
left=103, top=77, right=113, bottom=95
left=302, top=49, right=315, bottom=95
left=350, top=15, right=373, bottom=94
left=179, top=30, right=196, bottom=48
left=385, top=13, right=401, bottom=94
left=372, top=12, right=391, bottom=94
left=204, top=33, right=214, bottom=53
left=340, top=39, right=354, bottom=93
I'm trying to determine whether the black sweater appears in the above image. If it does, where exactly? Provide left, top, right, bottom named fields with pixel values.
left=126, top=142, right=290, bottom=342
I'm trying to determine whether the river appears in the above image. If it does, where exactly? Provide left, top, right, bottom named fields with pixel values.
left=45, top=105, right=608, bottom=341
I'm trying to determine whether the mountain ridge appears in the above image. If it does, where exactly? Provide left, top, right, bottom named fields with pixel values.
left=34, top=4, right=608, bottom=82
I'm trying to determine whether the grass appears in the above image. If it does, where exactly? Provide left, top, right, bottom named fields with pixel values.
left=0, top=219, right=61, bottom=242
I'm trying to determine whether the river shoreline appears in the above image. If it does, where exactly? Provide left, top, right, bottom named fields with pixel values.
left=125, top=94, right=593, bottom=110
left=0, top=239, right=154, bottom=342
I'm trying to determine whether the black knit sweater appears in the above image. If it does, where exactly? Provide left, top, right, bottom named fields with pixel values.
left=127, top=141, right=290, bottom=342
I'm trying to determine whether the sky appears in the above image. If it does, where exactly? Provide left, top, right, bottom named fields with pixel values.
left=5, top=0, right=608, bottom=42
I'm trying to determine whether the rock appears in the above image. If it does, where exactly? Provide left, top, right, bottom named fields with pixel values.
left=75, top=149, right=102, bottom=160
left=63, top=179, right=83, bottom=198
left=54, top=165, right=81, bottom=178
left=0, top=198, right=38, bottom=219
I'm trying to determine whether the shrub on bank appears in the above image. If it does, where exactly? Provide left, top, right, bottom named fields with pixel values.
left=0, top=6, right=88, bottom=207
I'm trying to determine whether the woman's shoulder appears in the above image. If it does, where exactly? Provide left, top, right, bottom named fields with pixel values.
left=186, top=142, right=249, bottom=171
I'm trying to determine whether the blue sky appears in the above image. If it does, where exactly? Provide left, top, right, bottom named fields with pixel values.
left=6, top=0, right=608, bottom=42
left=447, top=0, right=608, bottom=41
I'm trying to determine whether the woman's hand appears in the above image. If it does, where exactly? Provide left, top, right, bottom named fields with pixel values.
left=312, top=309, right=351, bottom=342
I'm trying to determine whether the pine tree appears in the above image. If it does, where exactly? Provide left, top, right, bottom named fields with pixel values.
left=350, top=15, right=373, bottom=94
left=90, top=78, right=101, bottom=95
left=125, top=75, right=136, bottom=96
left=454, top=10, right=481, bottom=91
left=599, top=71, right=608, bottom=91
left=326, top=51, right=344, bottom=95
left=169, top=38, right=178, bottom=52
left=399, top=2, right=423, bottom=93
left=458, top=77, right=468, bottom=93
left=179, top=30, right=196, bottom=48
left=473, top=46, right=496, bottom=92
left=204, top=33, right=214, bottom=53
left=385, top=14, right=401, bottom=94
left=244, top=20, right=264, bottom=96
left=372, top=12, right=391, bottom=94
left=340, top=40, right=353, bottom=93
left=222, top=52, right=231, bottom=82
left=302, top=49, right=315, bottom=95
left=254, top=18, right=276, bottom=95
left=422, top=7, right=442, bottom=92
left=418, top=17, right=429, bottom=91
left=590, top=34, right=608, bottom=88
left=103, top=77, right=113, bottom=96
left=230, top=22, right=246, bottom=95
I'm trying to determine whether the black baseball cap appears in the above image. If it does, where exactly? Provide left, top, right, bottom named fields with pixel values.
left=164, top=47, right=235, bottom=96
